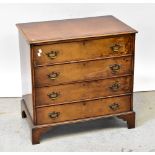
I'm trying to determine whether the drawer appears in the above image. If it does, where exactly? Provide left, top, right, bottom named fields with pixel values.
left=34, top=56, right=133, bottom=87
left=35, top=76, right=132, bottom=107
left=33, top=35, right=134, bottom=65
left=36, top=95, right=131, bottom=125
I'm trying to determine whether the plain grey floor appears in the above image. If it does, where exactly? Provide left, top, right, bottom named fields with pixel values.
left=0, top=91, right=155, bottom=152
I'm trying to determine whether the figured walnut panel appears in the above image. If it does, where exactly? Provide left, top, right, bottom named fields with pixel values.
left=33, top=35, right=133, bottom=65
left=16, top=16, right=137, bottom=43
left=35, top=76, right=132, bottom=107
left=36, top=95, right=131, bottom=125
left=34, top=56, right=133, bottom=87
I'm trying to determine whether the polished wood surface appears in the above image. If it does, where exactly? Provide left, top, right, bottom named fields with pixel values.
left=16, top=16, right=137, bottom=44
left=21, top=98, right=135, bottom=144
left=36, top=95, right=131, bottom=125
left=34, top=56, right=133, bottom=87
left=33, top=35, right=134, bottom=65
left=18, top=16, right=137, bottom=144
left=19, top=33, right=34, bottom=120
left=118, top=111, right=135, bottom=129
left=35, top=76, right=132, bottom=107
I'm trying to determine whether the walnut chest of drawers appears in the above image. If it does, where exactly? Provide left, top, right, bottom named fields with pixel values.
left=17, top=15, right=137, bottom=144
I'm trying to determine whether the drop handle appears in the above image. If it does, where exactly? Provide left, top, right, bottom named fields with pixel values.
left=48, top=111, right=60, bottom=119
left=48, top=72, right=60, bottom=80
left=47, top=92, right=60, bottom=100
left=109, top=82, right=120, bottom=91
left=109, top=103, right=120, bottom=111
left=46, top=51, right=59, bottom=59
left=109, top=64, right=121, bottom=74
left=110, top=44, right=121, bottom=52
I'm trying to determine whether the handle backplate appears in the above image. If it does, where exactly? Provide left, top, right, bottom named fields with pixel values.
left=46, top=51, right=59, bottom=59
left=109, top=103, right=120, bottom=111
left=47, top=92, right=60, bottom=100
left=109, top=82, right=120, bottom=91
left=110, top=44, right=121, bottom=52
left=109, top=64, right=121, bottom=74
left=48, top=72, right=60, bottom=80
left=48, top=111, right=60, bottom=119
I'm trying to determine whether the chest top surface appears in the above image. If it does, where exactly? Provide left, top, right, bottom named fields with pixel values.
left=16, top=15, right=137, bottom=44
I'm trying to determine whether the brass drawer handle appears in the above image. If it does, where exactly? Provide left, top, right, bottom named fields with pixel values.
left=47, top=92, right=60, bottom=100
left=109, top=82, right=120, bottom=91
left=48, top=72, right=60, bottom=80
left=109, top=103, right=120, bottom=111
left=46, top=51, right=59, bottom=59
left=48, top=111, right=60, bottom=119
left=109, top=64, right=121, bottom=73
left=110, top=44, right=121, bottom=52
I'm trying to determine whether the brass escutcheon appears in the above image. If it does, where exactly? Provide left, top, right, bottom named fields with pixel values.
left=48, top=72, right=59, bottom=80
left=48, top=111, right=60, bottom=119
left=46, top=51, right=59, bottom=59
left=109, top=103, right=120, bottom=111
left=110, top=44, right=121, bottom=52
left=109, top=82, right=120, bottom=91
left=109, top=64, right=121, bottom=73
left=47, top=92, right=60, bottom=100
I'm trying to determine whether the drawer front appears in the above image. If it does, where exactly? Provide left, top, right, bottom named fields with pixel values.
left=36, top=95, right=131, bottom=125
left=35, top=76, right=132, bottom=107
left=33, top=35, right=133, bottom=65
left=35, top=56, right=133, bottom=87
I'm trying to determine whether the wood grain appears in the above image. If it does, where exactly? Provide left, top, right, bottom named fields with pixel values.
left=35, top=76, right=132, bottom=107
left=34, top=56, right=133, bottom=87
left=16, top=15, right=137, bottom=44
left=33, top=35, right=133, bottom=66
left=18, top=16, right=137, bottom=144
left=21, top=97, right=135, bottom=144
left=36, top=95, right=131, bottom=125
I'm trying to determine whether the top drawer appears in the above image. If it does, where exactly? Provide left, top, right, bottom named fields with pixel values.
left=33, top=35, right=134, bottom=66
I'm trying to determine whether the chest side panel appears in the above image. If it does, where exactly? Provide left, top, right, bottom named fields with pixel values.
left=19, top=32, right=34, bottom=121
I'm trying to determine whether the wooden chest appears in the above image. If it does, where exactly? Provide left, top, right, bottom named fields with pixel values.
left=17, top=15, right=137, bottom=144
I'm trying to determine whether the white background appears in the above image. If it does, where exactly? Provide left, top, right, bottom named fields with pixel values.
left=0, top=3, right=154, bottom=97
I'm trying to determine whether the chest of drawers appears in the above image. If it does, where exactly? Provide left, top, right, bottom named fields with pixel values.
left=17, top=15, right=137, bottom=144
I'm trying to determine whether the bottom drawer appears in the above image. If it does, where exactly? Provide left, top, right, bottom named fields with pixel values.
left=36, top=95, right=131, bottom=125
